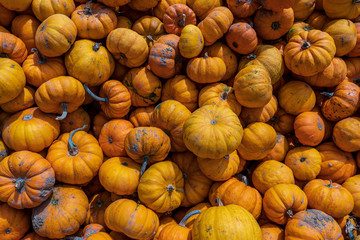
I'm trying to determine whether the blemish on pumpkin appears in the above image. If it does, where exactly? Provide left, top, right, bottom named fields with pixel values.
left=5, top=228, right=11, bottom=234
left=32, top=215, right=45, bottom=230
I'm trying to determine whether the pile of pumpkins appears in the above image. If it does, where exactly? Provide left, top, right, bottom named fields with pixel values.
left=0, top=0, right=360, bottom=239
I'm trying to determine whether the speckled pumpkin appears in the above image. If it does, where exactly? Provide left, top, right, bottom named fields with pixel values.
left=179, top=24, right=204, bottom=59
left=294, top=111, right=325, bottom=146
left=333, top=117, right=360, bottom=152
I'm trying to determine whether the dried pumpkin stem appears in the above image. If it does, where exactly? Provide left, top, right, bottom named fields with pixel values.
left=14, top=178, right=26, bottom=193
left=83, top=83, right=109, bottom=103
left=177, top=14, right=186, bottom=27
left=147, top=35, right=154, bottom=42
left=286, top=209, right=294, bottom=218
left=167, top=184, right=175, bottom=193
left=56, top=103, right=68, bottom=120
left=327, top=179, right=333, bottom=188
left=31, top=48, right=47, bottom=64
left=235, top=173, right=248, bottom=186
left=68, top=124, right=88, bottom=156
left=79, top=0, right=94, bottom=15
left=301, top=40, right=311, bottom=50
left=247, top=53, right=257, bottom=60
left=92, top=42, right=102, bottom=52
left=179, top=210, right=201, bottom=227
left=320, top=91, right=334, bottom=98
left=215, top=198, right=224, bottom=206
left=140, top=155, right=149, bottom=175
left=345, top=216, right=357, bottom=240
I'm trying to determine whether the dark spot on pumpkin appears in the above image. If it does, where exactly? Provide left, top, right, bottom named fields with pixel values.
left=40, top=25, right=46, bottom=31
left=232, top=42, right=238, bottom=48
left=211, top=120, right=216, bottom=125
left=122, top=162, right=129, bottom=166
left=108, top=138, right=113, bottom=143
left=5, top=228, right=11, bottom=234
left=300, top=157, right=306, bottom=163
left=10, top=64, right=14, bottom=68
left=32, top=215, right=45, bottom=230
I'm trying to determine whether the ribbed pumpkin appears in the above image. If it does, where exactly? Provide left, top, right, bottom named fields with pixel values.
left=31, top=0, right=75, bottom=22
left=261, top=224, right=285, bottom=240
left=86, top=192, right=112, bottom=228
left=348, top=22, right=360, bottom=57
left=225, top=22, right=258, bottom=55
left=129, top=106, right=154, bottom=127
left=0, top=3, right=15, bottom=27
left=59, top=107, right=90, bottom=133
left=11, top=15, right=40, bottom=52
left=343, top=175, right=360, bottom=218
left=294, top=111, right=325, bottom=146
left=0, top=86, right=35, bottom=113
left=333, top=117, right=360, bottom=152
left=323, top=0, right=360, bottom=20
left=306, top=10, right=331, bottom=29
left=292, top=0, right=316, bottom=21
left=128, top=0, right=160, bottom=11
left=227, top=0, right=260, bottom=18
left=187, top=0, right=221, bottom=20
left=287, top=22, right=313, bottom=41
left=0, top=32, right=27, bottom=64
left=163, top=4, right=196, bottom=35
left=179, top=24, right=204, bottom=59
left=132, top=16, right=165, bottom=49
left=0, top=203, right=30, bottom=240
left=241, top=95, right=278, bottom=125
left=262, top=133, right=289, bottom=162
left=153, top=0, right=186, bottom=19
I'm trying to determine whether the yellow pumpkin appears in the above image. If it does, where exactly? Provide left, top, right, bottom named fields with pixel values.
left=179, top=24, right=204, bottom=58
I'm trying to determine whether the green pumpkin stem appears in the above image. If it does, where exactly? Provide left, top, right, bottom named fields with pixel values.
left=235, top=173, right=248, bottom=186
left=345, top=216, right=357, bottom=240
left=327, top=179, right=333, bottom=188
left=56, top=102, right=68, bottom=120
left=140, top=155, right=149, bottom=175
left=215, top=198, right=224, bottom=207
left=80, top=0, right=94, bottom=15
left=147, top=35, right=154, bottom=42
left=31, top=48, right=47, bottom=64
left=247, top=53, right=257, bottom=60
left=68, top=124, right=88, bottom=156
left=320, top=91, right=334, bottom=98
left=204, top=52, right=209, bottom=59
left=177, top=14, right=186, bottom=27
left=179, top=210, right=201, bottom=227
left=301, top=40, right=311, bottom=50
left=92, top=42, right=102, bottom=52
left=83, top=83, right=109, bottom=103
left=14, top=178, right=26, bottom=193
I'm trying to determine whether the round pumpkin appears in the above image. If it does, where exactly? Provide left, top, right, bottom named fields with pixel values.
left=292, top=0, right=316, bottom=21
left=294, top=111, right=325, bottom=146
left=60, top=107, right=90, bottom=133
left=153, top=0, right=186, bottom=19
left=163, top=4, right=196, bottom=35
left=179, top=24, right=204, bottom=58
left=348, top=22, right=360, bottom=57
left=0, top=86, right=35, bottom=113
left=332, top=117, right=360, bottom=152
left=323, top=0, right=360, bottom=20
left=86, top=192, right=112, bottom=228
left=0, top=0, right=32, bottom=11
left=132, top=16, right=165, bottom=49
left=225, top=22, right=257, bottom=55
left=227, top=0, right=260, bottom=18
left=0, top=3, right=15, bottom=27
left=343, top=175, right=360, bottom=218
left=261, top=224, right=285, bottom=240
left=262, top=133, right=289, bottom=162
left=306, top=10, right=331, bottom=30
left=0, top=32, right=27, bottom=64
left=31, top=0, right=76, bottom=22
left=0, top=58, right=26, bottom=103
left=241, top=95, right=278, bottom=125
left=129, top=106, right=154, bottom=128
left=11, top=15, right=40, bottom=53
left=186, top=0, right=221, bottom=20
left=0, top=203, right=30, bottom=240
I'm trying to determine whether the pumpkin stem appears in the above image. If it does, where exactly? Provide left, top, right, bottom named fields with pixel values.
left=220, top=91, right=229, bottom=100
left=204, top=52, right=209, bottom=59
left=301, top=40, right=311, bottom=50
left=167, top=184, right=175, bottom=193
left=96, top=199, right=104, bottom=208
left=179, top=210, right=201, bottom=227
left=56, top=103, right=68, bottom=120
left=235, top=173, right=248, bottom=186
left=177, top=14, right=186, bottom=27
left=345, top=216, right=358, bottom=240
left=83, top=83, right=109, bottom=103
left=22, top=114, right=33, bottom=121
left=31, top=48, right=47, bottom=64
left=14, top=178, right=26, bottom=193
left=247, top=53, right=257, bottom=60
left=286, top=209, right=294, bottom=218
left=92, top=42, right=102, bottom=52
left=147, top=35, right=154, bottom=42
left=327, top=179, right=333, bottom=188
left=271, top=21, right=280, bottom=30
left=68, top=124, right=88, bottom=156
left=215, top=198, right=224, bottom=207
left=79, top=0, right=94, bottom=15
left=140, top=155, right=149, bottom=175
left=320, top=91, right=334, bottom=98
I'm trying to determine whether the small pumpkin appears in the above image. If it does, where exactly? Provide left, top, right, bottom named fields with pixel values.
left=345, top=58, right=360, bottom=82
left=0, top=0, right=32, bottom=11
left=11, top=15, right=40, bottom=53
left=179, top=24, right=204, bottom=59
left=129, top=106, right=155, bottom=127
left=294, top=111, right=325, bottom=146
left=225, top=22, right=258, bottom=54
left=258, top=0, right=295, bottom=12
left=241, top=95, right=278, bottom=125
left=0, top=86, right=35, bottom=113
left=262, top=133, right=289, bottom=162
left=153, top=0, right=186, bottom=19
left=132, top=16, right=165, bottom=49
left=86, top=192, right=112, bottom=228
left=348, top=22, right=360, bottom=57
left=287, top=22, right=313, bottom=41
left=128, top=0, right=160, bottom=11
left=0, top=3, right=15, bottom=27
left=163, top=4, right=196, bottom=35
left=21, top=232, right=50, bottom=240
left=323, top=0, right=360, bottom=20
left=60, top=107, right=90, bottom=133
left=0, top=203, right=30, bottom=240
left=343, top=175, right=360, bottom=218
left=0, top=58, right=25, bottom=105
left=268, top=108, right=295, bottom=135
left=0, top=32, right=27, bottom=64
left=31, top=0, right=76, bottom=22
left=97, top=0, right=130, bottom=7
left=153, top=216, right=177, bottom=240
left=186, top=0, right=221, bottom=20
left=332, top=117, right=360, bottom=152
left=292, top=0, right=316, bottom=21
left=305, top=10, right=331, bottom=30
left=261, top=224, right=285, bottom=240
left=92, top=111, right=110, bottom=138
left=227, top=0, right=260, bottom=18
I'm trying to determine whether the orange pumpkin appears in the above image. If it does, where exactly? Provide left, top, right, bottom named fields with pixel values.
left=0, top=203, right=30, bottom=240
left=86, top=192, right=112, bottom=228
left=227, top=0, right=260, bottom=18
left=305, top=10, right=330, bottom=30
left=60, top=107, right=90, bottom=133
left=262, top=133, right=289, bottom=162
left=21, top=232, right=50, bottom=240
left=92, top=111, right=110, bottom=139
left=292, top=0, right=316, bottom=21
left=129, top=106, right=155, bottom=127
left=31, top=0, right=76, bottom=22
left=11, top=15, right=40, bottom=52
left=343, top=175, right=360, bottom=218
left=0, top=86, right=35, bottom=113
left=348, top=22, right=360, bottom=57
left=294, top=111, right=325, bottom=146
left=333, top=117, right=360, bottom=152
left=261, top=223, right=285, bottom=240
left=323, top=0, right=360, bottom=21
left=225, top=22, right=257, bottom=55
left=163, top=4, right=196, bottom=35
left=154, top=0, right=186, bottom=19
left=0, top=3, right=15, bottom=27
left=186, top=0, right=221, bottom=20
left=0, top=32, right=27, bottom=64
left=132, top=16, right=165, bottom=49
left=287, top=22, right=313, bottom=41
left=241, top=95, right=278, bottom=125
left=268, top=108, right=295, bottom=135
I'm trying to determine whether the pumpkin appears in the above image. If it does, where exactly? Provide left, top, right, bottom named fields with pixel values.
left=99, top=157, right=140, bottom=196
left=35, top=76, right=85, bottom=120
left=0, top=86, right=35, bottom=113
left=209, top=176, right=262, bottom=219
left=109, top=231, right=132, bottom=240
left=116, top=16, right=132, bottom=29
left=153, top=0, right=186, bottom=19
left=187, top=0, right=221, bottom=20
left=170, top=151, right=213, bottom=207
left=161, top=75, right=198, bottom=112
left=86, top=192, right=112, bottom=228
left=152, top=216, right=177, bottom=240
left=151, top=100, right=191, bottom=152
left=292, top=0, right=316, bottom=21
left=333, top=117, right=360, bottom=152
left=11, top=15, right=40, bottom=53
left=0, top=3, right=15, bottom=27
left=294, top=111, right=325, bottom=146
left=179, top=24, right=204, bottom=58
left=348, top=22, right=360, bottom=57
left=148, top=34, right=182, bottom=79
left=0, top=203, right=30, bottom=240
left=21, top=232, right=50, bottom=240
left=163, top=4, right=196, bottom=35
left=22, top=49, right=66, bottom=87
left=82, top=175, right=105, bottom=198
left=225, top=22, right=257, bottom=54
left=35, top=14, right=77, bottom=58
left=2, top=107, right=60, bottom=152
left=343, top=175, right=360, bottom=218
left=306, top=10, right=331, bottom=30
left=323, top=0, right=360, bottom=19
left=240, top=95, right=278, bottom=125
left=87, top=232, right=113, bottom=240
left=238, top=45, right=284, bottom=84
left=287, top=22, right=313, bottom=41
left=192, top=199, right=262, bottom=239
left=0, top=32, right=27, bottom=64
left=323, top=19, right=357, bottom=57
left=227, top=0, right=259, bottom=18
left=0, top=0, right=32, bottom=11
left=32, top=185, right=89, bottom=239
left=284, top=30, right=336, bottom=76
left=129, top=106, right=154, bottom=127
left=186, top=53, right=226, bottom=84
left=138, top=161, right=184, bottom=213
left=304, top=179, right=354, bottom=219
left=278, top=81, right=316, bottom=115
left=182, top=203, right=211, bottom=229
left=316, top=142, right=357, bottom=184
left=254, top=8, right=294, bottom=40
left=92, top=111, right=110, bottom=138
left=106, top=28, right=149, bottom=68
left=71, top=2, right=117, bottom=40
left=294, top=57, right=347, bottom=88
left=252, top=160, right=295, bottom=194
left=0, top=151, right=55, bottom=209
left=128, top=0, right=160, bottom=11
left=84, top=80, right=131, bottom=119
left=132, top=16, right=165, bottom=49
left=83, top=223, right=106, bottom=239
left=60, top=107, right=90, bottom=133
left=0, top=139, right=8, bottom=161
left=46, top=125, right=103, bottom=185
left=261, top=224, right=285, bottom=240
left=31, top=0, right=75, bottom=22
left=97, top=0, right=130, bottom=7
left=335, top=215, right=358, bottom=240
left=105, top=199, right=159, bottom=239
left=345, top=58, right=360, bottom=81
left=285, top=209, right=343, bottom=240
left=124, top=127, right=171, bottom=174
left=263, top=133, right=289, bottom=161
left=183, top=104, right=243, bottom=158
left=263, top=184, right=308, bottom=225
left=98, top=119, right=134, bottom=157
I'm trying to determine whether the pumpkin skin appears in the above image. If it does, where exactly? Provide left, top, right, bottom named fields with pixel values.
left=227, top=0, right=259, bottom=18
left=0, top=3, right=15, bottom=27
left=128, top=0, right=160, bottom=11
left=0, top=151, right=55, bottom=209
left=97, top=0, right=130, bottom=7
left=284, top=30, right=336, bottom=77
left=287, top=22, right=313, bottom=41
left=22, top=49, right=66, bottom=88
left=292, top=0, right=316, bottom=21
left=106, top=28, right=149, bottom=68
left=138, top=161, right=185, bottom=213
left=252, top=160, right=295, bottom=194
left=343, top=175, right=360, bottom=218
left=154, top=0, right=186, bottom=19
left=129, top=106, right=154, bottom=127
left=198, top=7, right=234, bottom=46
left=263, top=133, right=289, bottom=161
left=65, top=40, right=115, bottom=87
left=225, top=22, right=257, bottom=54
left=254, top=8, right=294, bottom=41
left=46, top=126, right=103, bottom=185
left=32, top=185, right=89, bottom=239
left=161, top=75, right=198, bottom=112
left=158, top=212, right=198, bottom=240
left=71, top=2, right=117, bottom=40
left=98, top=119, right=134, bottom=157
left=132, top=16, right=165, bottom=49
left=0, top=139, right=9, bottom=161
left=316, top=142, right=356, bottom=184
left=238, top=45, right=284, bottom=85
left=348, top=22, right=360, bottom=57
left=0, top=203, right=30, bottom=240
left=278, top=81, right=316, bottom=115
left=183, top=104, right=243, bottom=159
left=345, top=58, right=360, bottom=81
left=21, top=232, right=50, bottom=240
left=285, top=209, right=344, bottom=240
left=123, top=67, right=162, bottom=107
left=116, top=16, right=132, bottom=29
left=304, top=179, right=354, bottom=219
left=0, top=0, right=32, bottom=11
left=163, top=4, right=196, bottom=35
left=261, top=224, right=285, bottom=240
left=323, top=19, right=357, bottom=57
left=148, top=34, right=182, bottom=79
left=35, top=14, right=77, bottom=58
left=31, top=0, right=75, bottom=22
left=151, top=100, right=191, bottom=152
left=153, top=216, right=177, bottom=240
left=294, top=111, right=325, bottom=146
left=179, top=24, right=204, bottom=58
left=263, top=184, right=308, bottom=225
left=323, top=0, right=360, bottom=20
left=86, top=192, right=112, bottom=228
left=306, top=10, right=331, bottom=30
left=105, top=199, right=159, bottom=240
left=332, top=117, right=360, bottom=152
left=192, top=203, right=262, bottom=239
left=0, top=86, right=35, bottom=113
left=0, top=32, right=27, bottom=64
left=187, top=0, right=221, bottom=20
left=209, top=176, right=262, bottom=219
left=241, top=95, right=278, bottom=125
left=99, top=157, right=140, bottom=196
left=258, top=0, right=295, bottom=12
left=60, top=107, right=90, bottom=133
left=92, top=111, right=110, bottom=138
left=11, top=15, right=40, bottom=53
left=2, top=107, right=60, bottom=152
